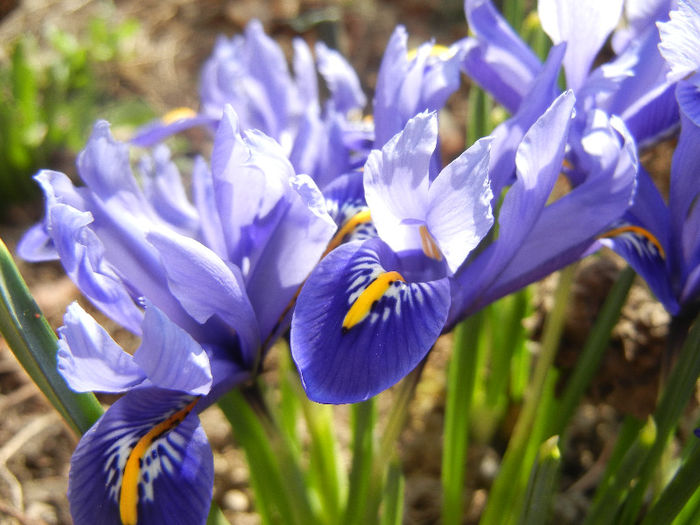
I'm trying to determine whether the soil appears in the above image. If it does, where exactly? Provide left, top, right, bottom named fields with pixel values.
left=0, top=1, right=688, bottom=524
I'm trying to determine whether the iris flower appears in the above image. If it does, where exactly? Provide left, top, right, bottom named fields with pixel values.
left=462, top=0, right=678, bottom=157
left=292, top=82, right=638, bottom=403
left=599, top=0, right=700, bottom=318
left=132, top=20, right=368, bottom=191
left=291, top=110, right=493, bottom=403
left=19, top=105, right=336, bottom=523
left=58, top=301, right=219, bottom=525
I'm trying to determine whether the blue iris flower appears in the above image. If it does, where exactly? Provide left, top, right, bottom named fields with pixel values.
left=19, top=105, right=336, bottom=524
left=291, top=83, right=638, bottom=403
left=599, top=0, right=700, bottom=317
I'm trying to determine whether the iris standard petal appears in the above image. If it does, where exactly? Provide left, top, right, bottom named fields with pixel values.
left=316, top=41, right=367, bottom=114
left=462, top=0, right=542, bottom=113
left=68, top=389, right=212, bottom=525
left=48, top=204, right=144, bottom=334
left=539, top=0, right=624, bottom=91
left=77, top=121, right=144, bottom=202
left=487, top=43, right=566, bottom=197
left=426, top=136, right=494, bottom=274
left=243, top=173, right=337, bottom=339
left=130, top=114, right=218, bottom=148
left=57, top=302, right=145, bottom=393
left=134, top=303, right=213, bottom=396
left=146, top=229, right=261, bottom=362
left=291, top=238, right=451, bottom=404
left=658, top=0, right=700, bottom=82
left=364, top=111, right=436, bottom=254
left=373, top=26, right=410, bottom=146
left=482, top=113, right=638, bottom=307
left=140, top=146, right=199, bottom=234
left=450, top=91, right=576, bottom=317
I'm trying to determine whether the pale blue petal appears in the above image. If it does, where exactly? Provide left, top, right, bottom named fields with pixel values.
left=57, top=302, right=145, bottom=393
left=146, top=229, right=261, bottom=363
left=426, top=137, right=494, bottom=274
left=134, top=303, right=212, bottom=396
left=364, top=111, right=436, bottom=254
left=658, top=0, right=700, bottom=82
left=539, top=0, right=624, bottom=91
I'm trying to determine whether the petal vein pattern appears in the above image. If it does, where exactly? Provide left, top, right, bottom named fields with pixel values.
left=291, top=238, right=450, bottom=404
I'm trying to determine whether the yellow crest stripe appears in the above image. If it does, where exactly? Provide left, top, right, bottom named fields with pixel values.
left=161, top=107, right=198, bottom=125
left=342, top=271, right=405, bottom=331
left=119, top=398, right=199, bottom=525
left=325, top=209, right=372, bottom=256
left=600, top=225, right=665, bottom=258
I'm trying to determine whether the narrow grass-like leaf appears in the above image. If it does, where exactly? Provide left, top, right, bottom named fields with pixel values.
left=618, top=314, right=700, bottom=524
left=550, top=266, right=635, bottom=438
left=218, top=388, right=315, bottom=525
left=480, top=264, right=576, bottom=525
left=381, top=460, right=405, bottom=525
left=207, top=502, right=232, bottom=525
left=583, top=417, right=657, bottom=525
left=0, top=239, right=102, bottom=435
left=442, top=311, right=484, bottom=525
left=641, top=441, right=700, bottom=525
left=343, top=399, right=376, bottom=525
left=518, top=436, right=561, bottom=525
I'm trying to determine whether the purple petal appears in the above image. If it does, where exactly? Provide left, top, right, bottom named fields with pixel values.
left=146, top=229, right=260, bottom=363
left=134, top=303, right=212, bottom=395
left=658, top=0, right=700, bottom=82
left=462, top=0, right=542, bottom=113
left=316, top=41, right=367, bottom=113
left=47, top=203, right=144, bottom=334
left=373, top=26, right=411, bottom=146
left=244, top=173, right=337, bottom=339
left=539, top=0, right=624, bottom=91
left=140, top=146, right=199, bottom=234
left=426, top=136, right=494, bottom=273
left=77, top=121, right=144, bottom=202
left=450, top=91, right=576, bottom=318
left=488, top=43, right=566, bottom=197
left=293, top=38, right=319, bottom=110
left=364, top=112, right=436, bottom=254
left=68, top=389, right=212, bottom=525
left=291, top=238, right=450, bottom=403
left=17, top=222, right=57, bottom=262
left=57, top=302, right=145, bottom=393
left=482, top=113, right=638, bottom=308
left=130, top=114, right=218, bottom=148
left=191, top=156, right=227, bottom=258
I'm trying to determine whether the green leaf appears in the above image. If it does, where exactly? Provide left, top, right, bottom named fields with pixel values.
left=518, top=436, right=561, bottom=525
left=0, top=239, right=103, bottom=435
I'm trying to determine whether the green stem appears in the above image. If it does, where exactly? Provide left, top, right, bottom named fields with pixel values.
left=618, top=313, right=700, bottom=523
left=0, top=238, right=102, bottom=435
left=480, top=264, right=577, bottom=525
left=343, top=399, right=376, bottom=525
left=641, top=441, right=700, bottom=525
left=550, top=266, right=635, bottom=438
left=441, top=311, right=484, bottom=525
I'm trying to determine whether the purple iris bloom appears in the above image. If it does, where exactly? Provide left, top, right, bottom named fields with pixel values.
left=373, top=26, right=468, bottom=148
left=133, top=20, right=370, bottom=192
left=291, top=110, right=493, bottom=403
left=462, top=0, right=678, bottom=150
left=19, top=105, right=336, bottom=523
left=599, top=0, right=700, bottom=317
left=291, top=86, right=638, bottom=404
left=58, top=302, right=218, bottom=525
